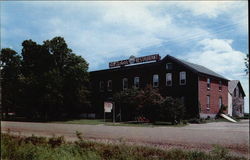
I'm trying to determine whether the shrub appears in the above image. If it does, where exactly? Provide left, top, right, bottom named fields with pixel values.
left=216, top=104, right=228, bottom=118
left=48, top=136, right=65, bottom=148
left=24, top=135, right=47, bottom=145
left=159, top=97, right=185, bottom=124
left=210, top=145, right=229, bottom=160
left=188, top=118, right=201, bottom=124
left=1, top=134, right=247, bottom=160
left=75, top=131, right=83, bottom=141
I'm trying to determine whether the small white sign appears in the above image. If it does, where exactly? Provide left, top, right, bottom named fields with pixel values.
left=104, top=102, right=113, bottom=113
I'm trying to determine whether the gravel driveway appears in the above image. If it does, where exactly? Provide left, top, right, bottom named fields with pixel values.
left=1, top=120, right=249, bottom=156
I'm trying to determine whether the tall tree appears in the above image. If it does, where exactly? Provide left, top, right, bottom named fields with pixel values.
left=245, top=53, right=249, bottom=75
left=136, top=85, right=165, bottom=123
left=0, top=48, right=21, bottom=119
left=43, top=37, right=90, bottom=118
left=1, top=36, right=90, bottom=120
left=20, top=37, right=90, bottom=120
left=20, top=40, right=55, bottom=119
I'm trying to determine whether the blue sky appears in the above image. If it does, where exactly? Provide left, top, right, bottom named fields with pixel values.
left=1, top=1, right=249, bottom=112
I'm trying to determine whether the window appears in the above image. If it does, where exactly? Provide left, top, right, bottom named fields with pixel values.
left=99, top=81, right=104, bottom=92
left=219, top=81, right=222, bottom=91
left=166, top=73, right=172, bottom=86
left=107, top=80, right=112, bottom=91
left=207, top=95, right=210, bottom=110
left=153, top=74, right=159, bottom=87
left=166, top=63, right=173, bottom=70
left=134, top=77, right=140, bottom=88
left=179, top=71, right=186, bottom=85
left=123, top=78, right=128, bottom=90
left=207, top=78, right=211, bottom=89
left=219, top=97, right=222, bottom=110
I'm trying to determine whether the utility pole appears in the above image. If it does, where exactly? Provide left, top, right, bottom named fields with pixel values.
left=113, top=102, right=115, bottom=123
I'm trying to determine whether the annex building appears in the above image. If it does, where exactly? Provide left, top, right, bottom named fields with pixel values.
left=90, top=54, right=230, bottom=119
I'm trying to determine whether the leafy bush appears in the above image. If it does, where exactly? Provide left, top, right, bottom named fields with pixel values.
left=24, top=135, right=47, bottom=145
left=48, top=136, right=65, bottom=148
left=1, top=134, right=247, bottom=160
left=159, top=97, right=185, bottom=124
left=114, top=85, right=186, bottom=124
left=113, top=87, right=140, bottom=121
left=210, top=145, right=229, bottom=160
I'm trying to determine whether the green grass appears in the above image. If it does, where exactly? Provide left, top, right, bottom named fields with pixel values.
left=52, top=119, right=106, bottom=125
left=50, top=119, right=187, bottom=127
left=1, top=134, right=247, bottom=160
left=203, top=118, right=231, bottom=123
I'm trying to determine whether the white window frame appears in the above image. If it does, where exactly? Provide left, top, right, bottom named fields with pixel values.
left=166, top=73, right=172, bottom=86
left=107, top=80, right=112, bottom=91
left=99, top=81, right=104, bottom=92
left=134, top=77, right=140, bottom=88
left=123, top=78, right=128, bottom=90
left=207, top=95, right=210, bottom=110
left=153, top=74, right=159, bottom=88
left=219, top=80, right=222, bottom=91
left=179, top=71, right=186, bottom=85
left=207, top=78, right=211, bottom=90
left=166, top=63, right=173, bottom=70
left=219, top=97, right=222, bottom=109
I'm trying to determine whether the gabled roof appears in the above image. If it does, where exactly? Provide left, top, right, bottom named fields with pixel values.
left=228, top=80, right=239, bottom=94
left=228, top=80, right=246, bottom=96
left=164, top=55, right=228, bottom=80
left=91, top=54, right=228, bottom=81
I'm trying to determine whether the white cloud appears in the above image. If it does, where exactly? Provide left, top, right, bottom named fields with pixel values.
left=182, top=38, right=249, bottom=112
left=40, top=2, right=216, bottom=70
left=199, top=39, right=233, bottom=52
left=174, top=1, right=236, bottom=18
left=174, top=1, right=248, bottom=34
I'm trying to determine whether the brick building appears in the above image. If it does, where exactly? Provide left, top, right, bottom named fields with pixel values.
left=90, top=54, right=228, bottom=119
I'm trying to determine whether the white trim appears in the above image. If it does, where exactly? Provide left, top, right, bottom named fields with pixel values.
left=123, top=78, right=128, bottom=90
left=153, top=74, right=159, bottom=88
left=166, top=73, right=172, bottom=86
left=179, top=71, right=186, bottom=85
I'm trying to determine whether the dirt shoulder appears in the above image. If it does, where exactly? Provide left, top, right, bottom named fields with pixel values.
left=1, top=120, right=249, bottom=157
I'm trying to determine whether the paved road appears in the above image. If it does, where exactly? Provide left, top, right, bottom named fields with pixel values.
left=1, top=120, right=249, bottom=156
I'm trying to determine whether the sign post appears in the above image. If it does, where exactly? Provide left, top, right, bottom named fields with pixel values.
left=113, top=102, right=115, bottom=123
left=104, top=101, right=114, bottom=122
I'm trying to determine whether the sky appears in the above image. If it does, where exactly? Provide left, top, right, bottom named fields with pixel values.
left=1, top=1, right=249, bottom=112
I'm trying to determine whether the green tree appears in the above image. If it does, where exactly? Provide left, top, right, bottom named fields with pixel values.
left=160, top=97, right=185, bottom=124
left=62, top=53, right=90, bottom=117
left=113, top=87, right=140, bottom=121
left=2, top=36, right=90, bottom=120
left=20, top=40, right=55, bottom=119
left=0, top=48, right=22, bottom=119
left=136, top=85, right=165, bottom=123
left=245, top=53, right=249, bottom=75
left=114, top=85, right=165, bottom=122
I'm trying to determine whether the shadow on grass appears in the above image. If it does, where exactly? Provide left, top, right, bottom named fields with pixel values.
left=3, top=117, right=187, bottom=127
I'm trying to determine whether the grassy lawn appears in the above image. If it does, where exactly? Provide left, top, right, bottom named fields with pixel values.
left=203, top=117, right=240, bottom=123
left=1, top=133, right=247, bottom=160
left=52, top=119, right=106, bottom=125
left=50, top=119, right=187, bottom=127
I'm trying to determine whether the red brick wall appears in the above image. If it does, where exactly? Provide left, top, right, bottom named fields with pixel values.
left=198, top=76, right=228, bottom=114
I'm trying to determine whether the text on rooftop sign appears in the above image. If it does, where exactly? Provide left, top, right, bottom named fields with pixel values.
left=109, top=54, right=160, bottom=68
